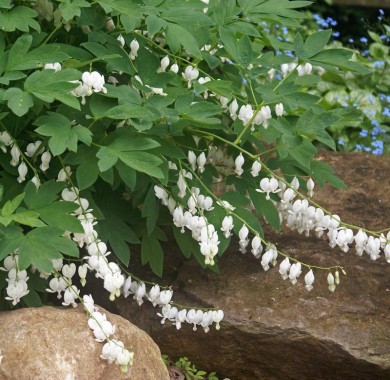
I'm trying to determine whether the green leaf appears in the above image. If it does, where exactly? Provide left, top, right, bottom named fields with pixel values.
left=293, top=32, right=305, bottom=58
left=24, top=181, right=64, bottom=209
left=102, top=104, right=155, bottom=120
left=226, top=20, right=261, bottom=37
left=142, top=185, right=159, bottom=236
left=282, top=92, right=320, bottom=110
left=173, top=227, right=194, bottom=259
left=12, top=211, right=46, bottom=227
left=219, top=26, right=238, bottom=60
left=96, top=146, right=118, bottom=172
left=109, top=136, right=160, bottom=151
left=288, top=139, right=317, bottom=169
left=117, top=151, right=164, bottom=179
left=241, top=0, right=309, bottom=26
left=59, top=0, right=90, bottom=21
left=120, top=13, right=143, bottom=33
left=77, top=159, right=99, bottom=190
left=22, top=289, right=42, bottom=307
left=141, top=234, right=164, bottom=277
left=220, top=192, right=250, bottom=207
left=35, top=202, right=83, bottom=233
left=0, top=71, right=27, bottom=86
left=146, top=14, right=167, bottom=37
left=99, top=167, right=114, bottom=186
left=97, top=0, right=143, bottom=17
left=116, top=161, right=137, bottom=189
left=34, top=112, right=78, bottom=156
left=309, top=161, right=346, bottom=189
left=309, top=49, right=370, bottom=75
left=165, top=23, right=202, bottom=58
left=28, top=271, right=48, bottom=292
left=302, top=29, right=332, bottom=59
left=233, top=207, right=264, bottom=239
left=3, top=88, right=34, bottom=116
left=0, top=6, right=40, bottom=32
left=2, top=193, right=24, bottom=217
left=204, top=80, right=234, bottom=97
left=98, top=212, right=139, bottom=266
left=18, top=227, right=78, bottom=273
left=237, top=34, right=252, bottom=66
left=25, top=69, right=81, bottom=109
left=248, top=188, right=280, bottom=231
left=80, top=42, right=121, bottom=61
left=296, top=109, right=340, bottom=150
left=0, top=226, right=24, bottom=261
left=5, top=34, right=32, bottom=71
left=73, top=125, right=92, bottom=146
left=6, top=35, right=69, bottom=72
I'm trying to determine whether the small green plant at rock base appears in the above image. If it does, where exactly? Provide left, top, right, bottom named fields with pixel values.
left=0, top=0, right=389, bottom=375
left=163, top=355, right=219, bottom=380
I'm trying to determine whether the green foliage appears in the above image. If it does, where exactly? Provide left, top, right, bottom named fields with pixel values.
left=0, top=0, right=377, bottom=310
left=264, top=8, right=390, bottom=154
left=163, top=355, right=219, bottom=380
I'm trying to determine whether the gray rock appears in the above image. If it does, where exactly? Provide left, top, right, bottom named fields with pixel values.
left=105, top=153, right=390, bottom=379
left=0, top=306, right=169, bottom=380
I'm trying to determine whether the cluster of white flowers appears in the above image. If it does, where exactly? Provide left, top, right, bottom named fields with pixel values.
left=84, top=295, right=134, bottom=373
left=276, top=177, right=390, bottom=262
left=188, top=151, right=207, bottom=173
left=40, top=176, right=136, bottom=371
left=44, top=62, right=62, bottom=72
left=256, top=177, right=281, bottom=200
left=45, top=63, right=107, bottom=105
left=190, top=145, right=264, bottom=182
left=70, top=71, right=107, bottom=105
left=234, top=153, right=245, bottom=176
left=121, top=277, right=224, bottom=332
left=0, top=132, right=50, bottom=186
left=182, top=65, right=200, bottom=88
left=238, top=224, right=249, bottom=253
left=159, top=305, right=224, bottom=333
left=155, top=178, right=224, bottom=266
left=229, top=101, right=281, bottom=130
left=156, top=55, right=179, bottom=74
left=0, top=254, right=29, bottom=305
left=268, top=62, right=325, bottom=80
left=60, top=169, right=225, bottom=337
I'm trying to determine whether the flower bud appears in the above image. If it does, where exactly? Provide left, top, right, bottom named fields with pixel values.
left=275, top=103, right=284, bottom=117
left=327, top=272, right=336, bottom=292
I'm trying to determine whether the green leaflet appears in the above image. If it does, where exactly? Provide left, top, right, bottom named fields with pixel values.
left=25, top=69, right=81, bottom=109
left=24, top=181, right=64, bottom=210
left=34, top=202, right=83, bottom=233
left=248, top=188, right=280, bottom=231
left=0, top=6, right=40, bottom=32
left=166, top=23, right=202, bottom=58
left=97, top=135, right=164, bottom=179
left=309, top=49, right=370, bottom=75
left=77, top=159, right=99, bottom=191
left=58, top=0, right=91, bottom=21
left=0, top=226, right=24, bottom=261
left=141, top=232, right=164, bottom=277
left=6, top=35, right=69, bottom=72
left=18, top=227, right=79, bottom=273
left=142, top=185, right=159, bottom=236
left=3, top=88, right=34, bottom=116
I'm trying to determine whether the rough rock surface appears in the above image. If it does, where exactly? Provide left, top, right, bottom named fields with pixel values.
left=0, top=305, right=169, bottom=380
left=100, top=152, right=390, bottom=380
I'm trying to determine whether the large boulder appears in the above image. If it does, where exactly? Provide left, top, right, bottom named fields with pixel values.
left=0, top=306, right=169, bottom=380
left=110, top=152, right=390, bottom=380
